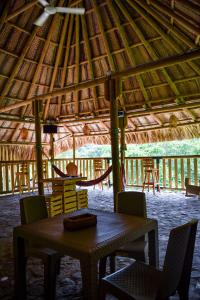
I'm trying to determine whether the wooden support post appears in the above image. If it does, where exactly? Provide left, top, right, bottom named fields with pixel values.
left=34, top=100, right=44, bottom=195
left=107, top=76, right=120, bottom=212
left=50, top=133, right=54, bottom=178
left=119, top=115, right=127, bottom=191
left=73, top=134, right=76, bottom=162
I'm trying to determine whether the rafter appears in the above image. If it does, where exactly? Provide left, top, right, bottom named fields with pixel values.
left=93, top=0, right=115, bottom=71
left=0, top=48, right=199, bottom=113
left=74, top=13, right=81, bottom=116
left=0, top=27, right=38, bottom=102
left=0, top=1, right=11, bottom=31
left=81, top=4, right=99, bottom=113
left=4, top=1, right=38, bottom=22
left=148, top=0, right=200, bottom=37
left=108, top=0, right=150, bottom=107
left=43, top=1, right=68, bottom=119
left=57, top=14, right=74, bottom=117
left=132, top=0, right=200, bottom=75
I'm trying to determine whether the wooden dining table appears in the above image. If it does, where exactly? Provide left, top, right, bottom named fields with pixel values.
left=13, top=208, right=159, bottom=300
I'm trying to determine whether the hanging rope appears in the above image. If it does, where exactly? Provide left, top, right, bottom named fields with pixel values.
left=52, top=164, right=112, bottom=187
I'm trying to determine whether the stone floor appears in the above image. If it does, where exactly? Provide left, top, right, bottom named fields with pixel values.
left=0, top=187, right=200, bottom=299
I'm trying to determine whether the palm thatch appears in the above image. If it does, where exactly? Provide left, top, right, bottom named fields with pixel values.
left=0, top=0, right=200, bottom=159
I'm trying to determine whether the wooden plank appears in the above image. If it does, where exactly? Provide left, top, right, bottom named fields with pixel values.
left=168, top=159, right=172, bottom=189
left=0, top=163, right=3, bottom=193
left=131, top=159, right=134, bottom=185
left=174, top=158, right=178, bottom=189
left=194, top=158, right=198, bottom=186
left=187, top=158, right=191, bottom=180
left=162, top=158, right=166, bottom=188
left=181, top=158, right=185, bottom=189
left=136, top=159, right=139, bottom=185
left=125, top=159, right=128, bottom=185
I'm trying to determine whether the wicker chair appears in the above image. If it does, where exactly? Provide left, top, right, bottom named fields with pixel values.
left=100, top=219, right=198, bottom=300
left=19, top=196, right=61, bottom=300
left=99, top=191, right=148, bottom=279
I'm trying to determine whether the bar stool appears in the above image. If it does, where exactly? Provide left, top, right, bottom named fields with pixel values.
left=13, top=163, right=30, bottom=194
left=93, top=158, right=105, bottom=190
left=142, top=158, right=160, bottom=194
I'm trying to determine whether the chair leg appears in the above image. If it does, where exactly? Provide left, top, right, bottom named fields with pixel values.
left=110, top=255, right=116, bottom=273
left=99, top=256, right=107, bottom=280
left=44, top=256, right=58, bottom=300
left=99, top=283, right=106, bottom=300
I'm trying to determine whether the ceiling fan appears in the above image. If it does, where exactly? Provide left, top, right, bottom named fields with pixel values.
left=34, top=0, right=85, bottom=27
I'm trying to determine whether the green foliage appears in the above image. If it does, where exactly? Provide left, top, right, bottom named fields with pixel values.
left=56, top=138, right=200, bottom=159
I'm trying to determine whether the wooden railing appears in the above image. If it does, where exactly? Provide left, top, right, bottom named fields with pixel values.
left=0, top=156, right=199, bottom=194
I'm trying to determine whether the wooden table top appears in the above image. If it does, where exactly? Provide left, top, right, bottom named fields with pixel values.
left=14, top=208, right=158, bottom=259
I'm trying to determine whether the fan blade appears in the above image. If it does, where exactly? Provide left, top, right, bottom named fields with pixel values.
left=34, top=11, right=50, bottom=26
left=38, top=0, right=49, bottom=6
left=55, top=7, right=85, bottom=15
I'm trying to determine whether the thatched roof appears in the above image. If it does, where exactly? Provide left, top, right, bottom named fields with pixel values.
left=0, top=0, right=200, bottom=158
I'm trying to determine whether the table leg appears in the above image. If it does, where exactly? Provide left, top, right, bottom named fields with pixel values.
left=148, top=223, right=159, bottom=268
left=80, top=258, right=98, bottom=300
left=13, top=230, right=27, bottom=300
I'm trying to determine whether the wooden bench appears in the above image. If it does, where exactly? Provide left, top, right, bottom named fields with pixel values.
left=185, top=178, right=200, bottom=198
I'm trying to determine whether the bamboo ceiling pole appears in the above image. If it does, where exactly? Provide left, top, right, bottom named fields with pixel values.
left=0, top=1, right=11, bottom=31
left=120, top=117, right=126, bottom=192
left=50, top=133, right=55, bottom=178
left=1, top=48, right=200, bottom=113
left=5, top=1, right=38, bottom=22
left=34, top=100, right=44, bottom=195
left=72, top=134, right=76, bottom=162
left=149, top=0, right=200, bottom=36
left=108, top=76, right=120, bottom=212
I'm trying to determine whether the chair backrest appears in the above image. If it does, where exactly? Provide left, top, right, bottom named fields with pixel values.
left=177, top=219, right=198, bottom=296
left=117, top=191, right=147, bottom=218
left=20, top=195, right=48, bottom=225
left=66, top=162, right=78, bottom=176
left=94, top=159, right=103, bottom=171
left=19, top=163, right=29, bottom=174
left=142, top=158, right=155, bottom=170
left=158, top=219, right=198, bottom=299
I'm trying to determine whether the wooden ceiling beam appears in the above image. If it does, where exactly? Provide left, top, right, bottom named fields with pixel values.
left=0, top=141, right=48, bottom=146
left=81, top=5, right=99, bottom=112
left=57, top=119, right=200, bottom=138
left=0, top=48, right=199, bottom=113
left=116, top=0, right=181, bottom=102
left=43, top=1, right=68, bottom=119
left=58, top=14, right=74, bottom=116
left=58, top=100, right=200, bottom=125
left=148, top=0, right=200, bottom=37
left=108, top=0, right=150, bottom=108
left=0, top=1, right=11, bottom=31
left=74, top=13, right=81, bottom=116
left=133, top=0, right=200, bottom=75
left=4, top=1, right=38, bottom=22
left=0, top=27, right=39, bottom=102
left=93, top=0, right=115, bottom=71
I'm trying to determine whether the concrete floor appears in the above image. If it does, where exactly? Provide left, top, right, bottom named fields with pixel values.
left=0, top=187, right=200, bottom=299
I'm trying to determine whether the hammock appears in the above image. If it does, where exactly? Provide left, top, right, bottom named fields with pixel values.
left=52, top=164, right=113, bottom=187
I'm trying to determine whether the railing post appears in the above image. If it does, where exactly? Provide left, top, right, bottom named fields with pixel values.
left=0, top=163, right=3, bottom=193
